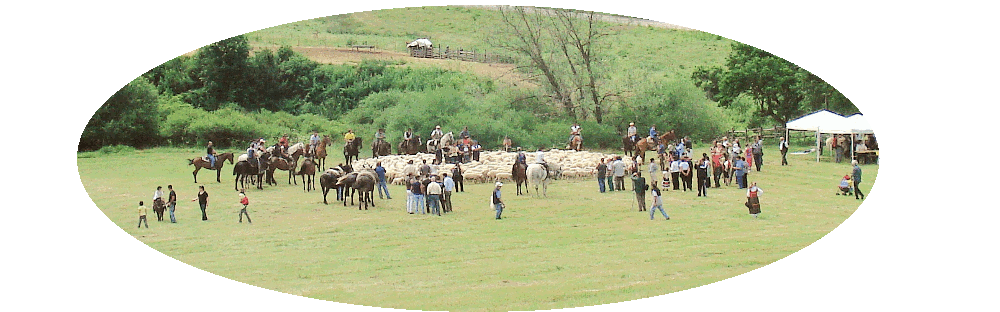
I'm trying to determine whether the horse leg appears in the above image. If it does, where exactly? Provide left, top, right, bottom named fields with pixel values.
left=322, top=185, right=329, bottom=205
left=193, top=167, right=200, bottom=183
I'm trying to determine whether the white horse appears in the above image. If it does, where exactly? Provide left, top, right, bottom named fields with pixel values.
left=526, top=162, right=561, bottom=197
left=427, top=132, right=456, bottom=154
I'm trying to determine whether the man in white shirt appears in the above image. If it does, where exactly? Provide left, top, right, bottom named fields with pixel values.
left=669, top=157, right=681, bottom=191
left=426, top=176, right=443, bottom=216
left=431, top=126, right=444, bottom=142
left=442, top=173, right=455, bottom=213
left=613, top=157, right=626, bottom=191
left=627, top=122, right=638, bottom=144
left=648, top=158, right=660, bottom=186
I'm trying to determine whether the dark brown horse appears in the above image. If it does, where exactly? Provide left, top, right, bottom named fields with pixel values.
left=297, top=158, right=317, bottom=192
left=512, top=162, right=528, bottom=195
left=315, top=135, right=332, bottom=172
left=320, top=169, right=343, bottom=205
left=189, top=152, right=234, bottom=183
left=398, top=135, right=422, bottom=155
left=372, top=139, right=391, bottom=157
left=352, top=172, right=377, bottom=210
left=266, top=156, right=297, bottom=186
left=622, top=135, right=636, bottom=159
left=233, top=152, right=269, bottom=191
left=344, top=138, right=362, bottom=166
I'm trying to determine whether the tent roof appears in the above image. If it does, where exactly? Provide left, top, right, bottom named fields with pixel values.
left=786, top=109, right=873, bottom=134
left=844, top=114, right=874, bottom=134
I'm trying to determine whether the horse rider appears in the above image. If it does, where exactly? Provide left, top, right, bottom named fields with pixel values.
left=344, top=129, right=356, bottom=145
left=375, top=128, right=387, bottom=145
left=246, top=141, right=258, bottom=167
left=431, top=126, right=444, bottom=142
left=206, top=141, right=217, bottom=168
left=460, top=126, right=470, bottom=140
left=278, top=134, right=289, bottom=150
left=627, top=122, right=638, bottom=144
left=309, top=131, right=321, bottom=156
left=567, top=123, right=582, bottom=146
left=403, top=128, right=414, bottom=144
left=516, top=148, right=527, bottom=166
left=536, top=147, right=552, bottom=177
left=649, top=125, right=660, bottom=147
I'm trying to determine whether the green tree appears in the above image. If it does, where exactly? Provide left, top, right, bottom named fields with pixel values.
left=796, top=71, right=859, bottom=115
left=79, top=77, right=161, bottom=150
left=196, top=35, right=251, bottom=110
left=693, top=43, right=804, bottom=125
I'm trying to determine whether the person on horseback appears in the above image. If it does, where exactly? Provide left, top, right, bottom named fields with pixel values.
left=206, top=141, right=216, bottom=168
left=536, top=147, right=552, bottom=177
left=309, top=131, right=321, bottom=156
left=460, top=126, right=470, bottom=140
left=403, top=128, right=414, bottom=143
left=627, top=122, right=638, bottom=144
left=431, top=126, right=444, bottom=142
left=567, top=123, right=582, bottom=146
left=516, top=148, right=527, bottom=166
left=649, top=126, right=660, bottom=147
left=246, top=142, right=258, bottom=167
left=375, top=128, right=386, bottom=145
left=344, top=129, right=356, bottom=145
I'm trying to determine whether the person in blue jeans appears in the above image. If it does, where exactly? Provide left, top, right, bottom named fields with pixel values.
left=649, top=185, right=669, bottom=220
left=492, top=182, right=504, bottom=219
left=596, top=158, right=607, bottom=193
left=206, top=141, right=216, bottom=168
left=375, top=162, right=392, bottom=199
left=411, top=179, right=425, bottom=214
left=166, top=185, right=177, bottom=223
left=734, top=156, right=749, bottom=189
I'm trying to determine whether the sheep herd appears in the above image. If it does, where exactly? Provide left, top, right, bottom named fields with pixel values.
left=345, top=149, right=626, bottom=185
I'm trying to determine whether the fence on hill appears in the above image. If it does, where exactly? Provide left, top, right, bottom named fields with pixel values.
left=408, top=46, right=516, bottom=64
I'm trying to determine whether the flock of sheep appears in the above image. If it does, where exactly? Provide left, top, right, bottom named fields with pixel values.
left=345, top=149, right=626, bottom=185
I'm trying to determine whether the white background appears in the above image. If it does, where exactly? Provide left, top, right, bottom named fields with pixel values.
left=2, top=0, right=996, bottom=311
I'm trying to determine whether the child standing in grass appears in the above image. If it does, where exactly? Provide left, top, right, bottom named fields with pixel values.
left=137, top=201, right=148, bottom=229
left=238, top=189, right=251, bottom=224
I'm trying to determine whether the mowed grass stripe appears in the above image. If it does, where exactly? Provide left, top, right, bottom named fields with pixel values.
left=79, top=145, right=874, bottom=311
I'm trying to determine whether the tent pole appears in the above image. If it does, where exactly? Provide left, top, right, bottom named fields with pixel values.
left=816, top=128, right=820, bottom=162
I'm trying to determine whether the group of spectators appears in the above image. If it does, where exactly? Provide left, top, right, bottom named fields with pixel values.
left=404, top=160, right=465, bottom=216
left=137, top=184, right=213, bottom=229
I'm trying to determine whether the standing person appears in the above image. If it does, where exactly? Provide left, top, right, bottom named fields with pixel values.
left=442, top=173, right=454, bottom=213
left=426, top=176, right=442, bottom=216
left=452, top=163, right=464, bottom=192
left=697, top=153, right=710, bottom=197
left=492, top=182, right=505, bottom=220
left=734, top=156, right=749, bottom=189
left=405, top=175, right=415, bottom=214
left=421, top=176, right=433, bottom=214
left=471, top=141, right=482, bottom=162
left=675, top=139, right=685, bottom=159
left=683, top=137, right=693, bottom=157
left=852, top=160, right=866, bottom=200
left=679, top=156, right=692, bottom=192
left=744, top=146, right=753, bottom=182
left=167, top=185, right=177, bottom=223
left=833, top=135, right=843, bottom=163
left=669, top=154, right=681, bottom=191
left=613, top=156, right=626, bottom=191
left=206, top=141, right=217, bottom=168
left=152, top=186, right=165, bottom=221
left=137, top=201, right=148, bottom=229
left=648, top=158, right=660, bottom=189
left=751, top=136, right=764, bottom=171
left=730, top=138, right=742, bottom=163
left=419, top=160, right=431, bottom=177
left=606, top=158, right=616, bottom=192
left=238, top=189, right=251, bottom=224
left=375, top=162, right=392, bottom=200
left=712, top=144, right=725, bottom=188
left=649, top=185, right=669, bottom=220
left=745, top=182, right=764, bottom=218
left=410, top=177, right=425, bottom=215
left=779, top=136, right=790, bottom=166
left=632, top=171, right=647, bottom=212
left=596, top=158, right=607, bottom=193
left=191, top=186, right=209, bottom=221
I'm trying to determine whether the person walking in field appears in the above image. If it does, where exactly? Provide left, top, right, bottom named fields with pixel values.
left=167, top=185, right=177, bottom=223
left=452, top=163, right=464, bottom=192
left=745, top=182, right=764, bottom=218
left=405, top=175, right=415, bottom=214
left=751, top=136, right=764, bottom=171
left=375, top=162, right=392, bottom=200
left=137, top=201, right=148, bottom=229
left=492, top=182, right=505, bottom=220
left=596, top=158, right=607, bottom=193
left=632, top=171, right=648, bottom=212
left=779, top=136, right=790, bottom=166
left=734, top=156, right=749, bottom=189
left=192, top=186, right=209, bottom=221
left=238, top=189, right=251, bottom=224
left=852, top=160, right=866, bottom=200
left=697, top=153, right=710, bottom=197
left=649, top=185, right=669, bottom=220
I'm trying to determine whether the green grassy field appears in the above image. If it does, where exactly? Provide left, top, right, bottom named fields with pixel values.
left=78, top=144, right=874, bottom=311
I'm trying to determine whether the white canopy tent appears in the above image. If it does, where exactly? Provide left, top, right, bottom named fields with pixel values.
left=785, top=110, right=875, bottom=162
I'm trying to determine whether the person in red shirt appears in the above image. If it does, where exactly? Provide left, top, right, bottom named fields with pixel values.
left=238, top=189, right=251, bottom=224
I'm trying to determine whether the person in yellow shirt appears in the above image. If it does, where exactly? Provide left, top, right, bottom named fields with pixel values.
left=344, top=130, right=356, bottom=143
left=137, top=201, right=148, bottom=229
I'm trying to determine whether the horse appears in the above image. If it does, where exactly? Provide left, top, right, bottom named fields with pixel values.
left=567, top=135, right=583, bottom=151
left=312, top=135, right=332, bottom=171
left=372, top=138, right=391, bottom=157
left=188, top=152, right=234, bottom=183
left=351, top=171, right=377, bottom=210
left=320, top=168, right=345, bottom=205
left=266, top=156, right=298, bottom=186
left=338, top=172, right=360, bottom=206
left=233, top=152, right=269, bottom=191
left=502, top=137, right=513, bottom=152
left=398, top=135, right=423, bottom=155
left=635, top=130, right=676, bottom=162
left=512, top=162, right=528, bottom=195
left=343, top=138, right=362, bottom=166
left=277, top=142, right=305, bottom=164
left=427, top=132, right=455, bottom=155
left=297, top=157, right=317, bottom=192
left=622, top=135, right=636, bottom=159
left=526, top=163, right=551, bottom=197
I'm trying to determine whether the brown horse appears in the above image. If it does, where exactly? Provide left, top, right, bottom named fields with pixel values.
left=398, top=135, right=422, bottom=155
left=266, top=156, right=298, bottom=186
left=315, top=135, right=331, bottom=171
left=297, top=157, right=317, bottom=192
left=189, top=152, right=234, bottom=183
left=622, top=135, right=636, bottom=159
left=635, top=130, right=676, bottom=161
left=567, top=135, right=583, bottom=151
left=502, top=136, right=513, bottom=152
left=372, top=139, right=391, bottom=157
left=344, top=138, right=362, bottom=166
left=512, top=162, right=528, bottom=195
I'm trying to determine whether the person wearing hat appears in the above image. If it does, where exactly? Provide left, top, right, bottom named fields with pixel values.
left=431, top=126, right=444, bottom=142
left=627, top=122, right=638, bottom=144
left=631, top=171, right=648, bottom=212
left=492, top=182, right=505, bottom=220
